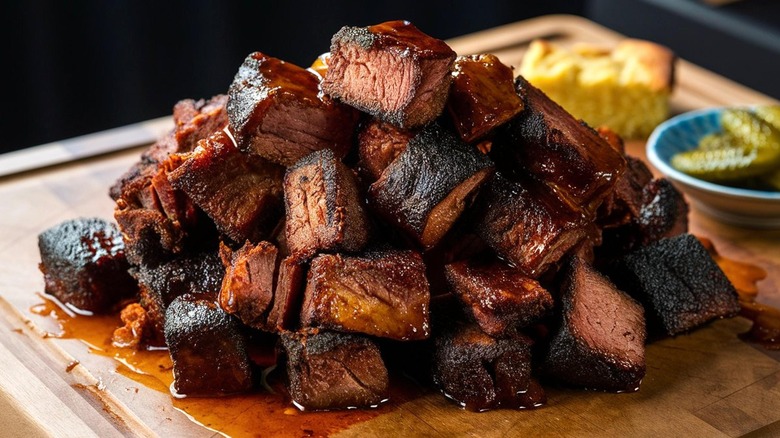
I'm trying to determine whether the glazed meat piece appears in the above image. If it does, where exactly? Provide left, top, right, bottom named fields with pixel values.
left=168, top=130, right=284, bottom=244
left=598, top=156, right=654, bottom=228
left=165, top=294, right=252, bottom=397
left=607, top=234, right=740, bottom=337
left=432, top=323, right=545, bottom=411
left=227, top=52, right=359, bottom=166
left=219, top=241, right=279, bottom=329
left=266, top=257, right=308, bottom=332
left=110, top=94, right=228, bottom=201
left=544, top=257, right=646, bottom=392
left=369, top=124, right=494, bottom=248
left=114, top=207, right=187, bottom=267
left=38, top=218, right=136, bottom=313
left=476, top=174, right=589, bottom=278
left=284, top=149, right=371, bottom=261
left=322, top=20, right=456, bottom=129
left=600, top=177, right=688, bottom=258
left=134, top=251, right=225, bottom=345
left=300, top=250, right=430, bottom=340
left=280, top=331, right=389, bottom=411
left=444, top=260, right=554, bottom=337
left=446, top=54, right=525, bottom=143
left=493, top=75, right=626, bottom=217
left=357, top=118, right=415, bottom=182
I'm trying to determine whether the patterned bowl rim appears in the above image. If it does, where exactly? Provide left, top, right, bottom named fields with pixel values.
left=646, top=106, right=780, bottom=201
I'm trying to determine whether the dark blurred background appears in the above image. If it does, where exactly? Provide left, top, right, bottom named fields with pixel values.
left=2, top=0, right=778, bottom=152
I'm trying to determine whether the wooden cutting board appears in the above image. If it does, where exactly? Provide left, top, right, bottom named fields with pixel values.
left=1, top=14, right=779, bottom=438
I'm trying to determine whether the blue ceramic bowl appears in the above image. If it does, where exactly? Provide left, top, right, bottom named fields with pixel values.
left=646, top=107, right=780, bottom=228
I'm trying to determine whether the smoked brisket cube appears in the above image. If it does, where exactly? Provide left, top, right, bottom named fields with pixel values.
left=598, top=155, right=654, bottom=228
left=444, top=260, right=554, bottom=337
left=634, top=178, right=689, bottom=245
left=369, top=124, right=494, bottom=248
left=280, top=331, right=389, bottom=411
left=218, top=241, right=279, bottom=329
left=284, top=149, right=371, bottom=261
left=164, top=294, right=252, bottom=397
left=493, top=75, right=626, bottom=217
left=607, top=234, right=740, bottom=337
left=357, top=118, right=415, bottom=182
left=446, top=54, right=525, bottom=143
left=476, top=174, right=589, bottom=277
left=38, top=218, right=136, bottom=313
left=134, top=251, right=225, bottom=344
left=432, top=323, right=545, bottom=411
left=266, top=257, right=307, bottom=332
left=227, top=52, right=359, bottom=166
left=300, top=250, right=430, bottom=340
left=168, top=130, right=284, bottom=244
left=322, top=20, right=456, bottom=129
left=544, top=257, right=646, bottom=392
left=114, top=206, right=186, bottom=267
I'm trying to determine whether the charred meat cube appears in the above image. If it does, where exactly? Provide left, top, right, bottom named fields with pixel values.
left=110, top=94, right=228, bottom=202
left=635, top=178, right=689, bottom=245
left=544, top=257, right=646, bottom=392
left=432, top=323, right=545, bottom=411
left=134, top=251, right=225, bottom=345
left=300, top=250, right=430, bottom=340
left=219, top=241, right=279, bottom=329
left=227, top=52, right=359, bottom=166
left=493, top=75, right=626, bottom=216
left=476, top=174, right=589, bottom=278
left=38, top=218, right=136, bottom=313
left=168, top=130, right=284, bottom=244
left=357, top=118, right=415, bottom=182
left=280, top=331, right=389, bottom=411
left=114, top=206, right=186, bottom=267
left=266, top=257, right=307, bottom=332
left=444, top=260, right=554, bottom=337
left=369, top=124, right=494, bottom=249
left=284, top=149, right=371, bottom=261
left=446, top=54, right=525, bottom=143
left=598, top=155, right=654, bottom=228
left=322, top=20, right=456, bottom=129
left=165, top=294, right=252, bottom=397
left=607, top=234, right=740, bottom=337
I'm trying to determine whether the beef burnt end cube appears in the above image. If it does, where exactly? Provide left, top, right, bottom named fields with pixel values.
left=38, top=218, right=136, bottom=313
left=444, top=260, right=554, bottom=337
left=300, top=250, right=430, bottom=340
left=135, top=251, right=225, bottom=345
left=323, top=20, right=456, bottom=129
left=369, top=124, right=494, bottom=249
left=432, top=323, right=545, bottom=411
left=266, top=256, right=308, bottom=332
left=357, top=118, right=415, bottom=183
left=164, top=294, right=252, bottom=397
left=227, top=52, right=359, bottom=166
left=280, top=331, right=389, bottom=411
left=446, top=54, right=525, bottom=143
left=284, top=149, right=371, bottom=261
left=607, top=234, right=740, bottom=337
left=476, top=174, right=589, bottom=278
left=544, top=257, right=646, bottom=392
left=218, top=241, right=279, bottom=329
left=168, top=130, right=284, bottom=244
left=492, top=75, right=626, bottom=217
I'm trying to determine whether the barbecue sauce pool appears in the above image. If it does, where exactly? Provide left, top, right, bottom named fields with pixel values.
left=30, top=296, right=425, bottom=437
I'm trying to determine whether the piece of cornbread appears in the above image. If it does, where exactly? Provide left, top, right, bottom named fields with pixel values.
left=519, top=39, right=676, bottom=139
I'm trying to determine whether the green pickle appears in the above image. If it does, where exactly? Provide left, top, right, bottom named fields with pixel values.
left=670, top=108, right=780, bottom=186
left=755, top=105, right=780, bottom=130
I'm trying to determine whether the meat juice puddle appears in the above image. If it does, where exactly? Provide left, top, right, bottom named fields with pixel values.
left=29, top=295, right=424, bottom=437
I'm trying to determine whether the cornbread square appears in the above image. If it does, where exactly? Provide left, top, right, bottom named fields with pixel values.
left=519, top=39, right=675, bottom=139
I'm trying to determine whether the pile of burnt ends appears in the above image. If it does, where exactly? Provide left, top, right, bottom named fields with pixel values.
left=37, top=20, right=740, bottom=413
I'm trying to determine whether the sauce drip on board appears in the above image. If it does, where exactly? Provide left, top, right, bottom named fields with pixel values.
left=30, top=295, right=425, bottom=437
left=699, top=237, right=780, bottom=350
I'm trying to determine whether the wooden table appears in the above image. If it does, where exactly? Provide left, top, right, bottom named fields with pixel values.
left=1, top=15, right=778, bottom=438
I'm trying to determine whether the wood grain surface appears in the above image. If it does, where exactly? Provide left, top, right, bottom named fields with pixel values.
left=1, top=15, right=778, bottom=438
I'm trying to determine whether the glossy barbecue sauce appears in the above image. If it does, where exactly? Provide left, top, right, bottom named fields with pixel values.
left=699, top=237, right=780, bottom=350
left=30, top=295, right=425, bottom=437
